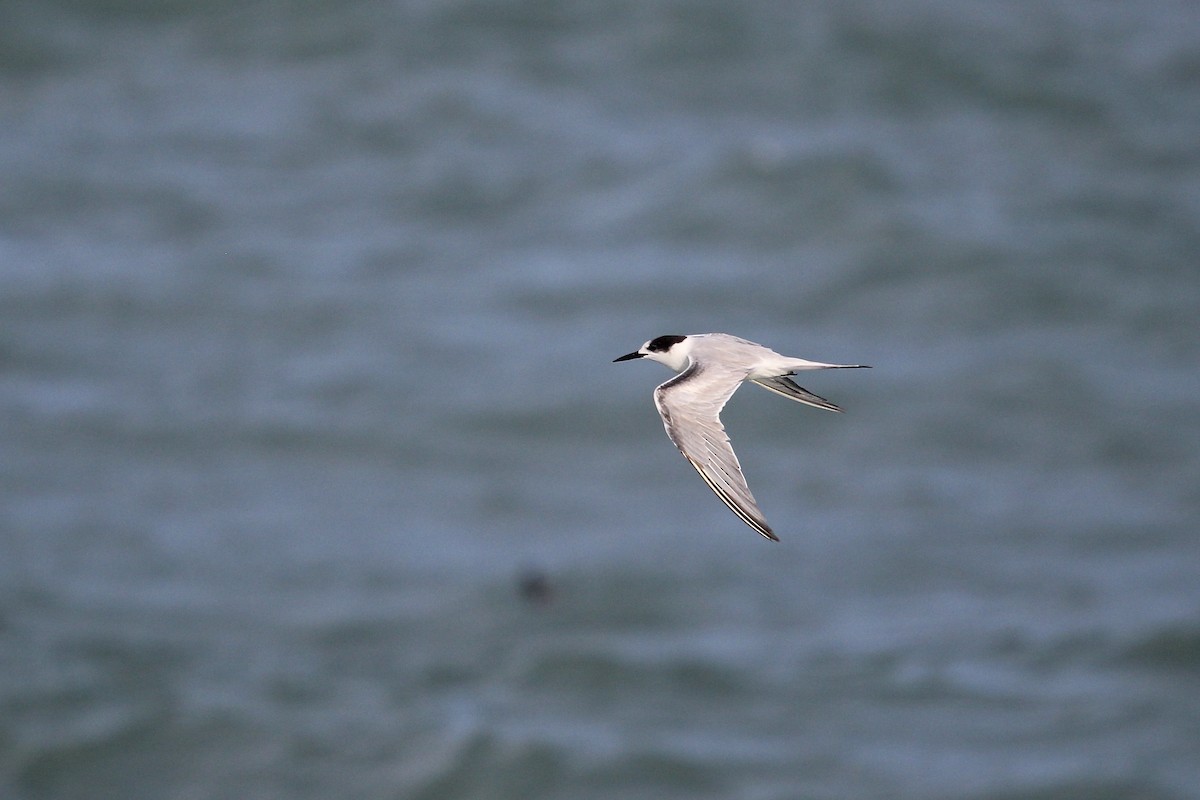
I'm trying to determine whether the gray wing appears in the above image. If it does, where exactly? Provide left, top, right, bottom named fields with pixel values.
left=750, top=376, right=842, bottom=412
left=653, top=362, right=778, bottom=541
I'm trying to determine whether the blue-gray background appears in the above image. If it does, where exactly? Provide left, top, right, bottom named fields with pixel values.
left=2, top=1, right=1198, bottom=798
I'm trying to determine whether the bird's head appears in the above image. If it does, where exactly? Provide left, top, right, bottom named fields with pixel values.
left=613, top=334, right=693, bottom=372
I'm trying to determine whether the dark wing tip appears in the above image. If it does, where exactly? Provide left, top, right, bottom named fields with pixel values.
left=684, top=456, right=779, bottom=542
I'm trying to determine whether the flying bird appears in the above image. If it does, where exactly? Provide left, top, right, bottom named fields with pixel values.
left=614, top=333, right=868, bottom=541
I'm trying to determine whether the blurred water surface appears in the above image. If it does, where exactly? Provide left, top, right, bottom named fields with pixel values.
left=1, top=1, right=1198, bottom=798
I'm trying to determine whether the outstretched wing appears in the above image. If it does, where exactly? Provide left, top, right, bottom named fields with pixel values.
left=750, top=376, right=842, bottom=412
left=653, top=362, right=778, bottom=541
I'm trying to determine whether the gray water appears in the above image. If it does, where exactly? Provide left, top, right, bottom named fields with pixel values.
left=2, top=1, right=1199, bottom=798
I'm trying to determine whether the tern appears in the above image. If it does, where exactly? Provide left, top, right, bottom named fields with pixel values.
left=614, top=333, right=868, bottom=541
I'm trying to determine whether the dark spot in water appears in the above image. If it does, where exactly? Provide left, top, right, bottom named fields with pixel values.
left=517, top=567, right=554, bottom=607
